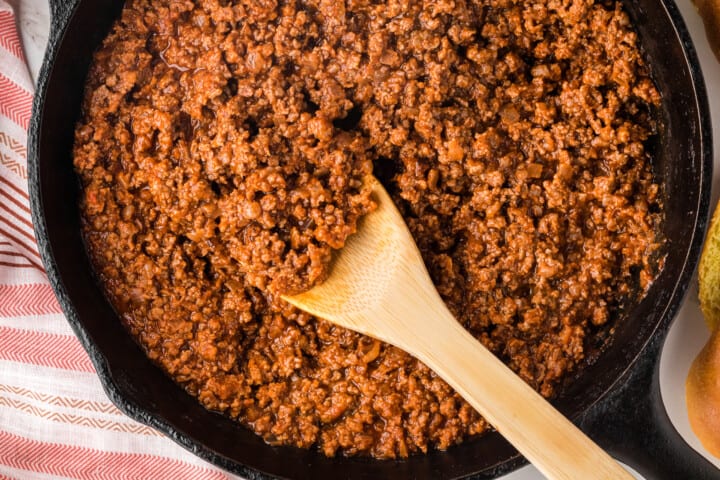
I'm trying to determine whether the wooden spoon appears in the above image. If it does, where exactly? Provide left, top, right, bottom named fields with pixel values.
left=283, top=176, right=632, bottom=480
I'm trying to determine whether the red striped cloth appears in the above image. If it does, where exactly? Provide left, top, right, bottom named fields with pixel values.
left=0, top=3, right=237, bottom=478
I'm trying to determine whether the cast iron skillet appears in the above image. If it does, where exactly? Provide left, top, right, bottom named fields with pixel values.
left=27, top=0, right=718, bottom=478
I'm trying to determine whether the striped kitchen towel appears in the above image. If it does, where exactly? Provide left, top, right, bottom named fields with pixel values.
left=0, top=2, right=236, bottom=478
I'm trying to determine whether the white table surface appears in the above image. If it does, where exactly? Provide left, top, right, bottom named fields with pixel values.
left=9, top=0, right=720, bottom=478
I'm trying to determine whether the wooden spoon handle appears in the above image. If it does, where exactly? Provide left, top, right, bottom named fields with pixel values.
left=403, top=302, right=633, bottom=480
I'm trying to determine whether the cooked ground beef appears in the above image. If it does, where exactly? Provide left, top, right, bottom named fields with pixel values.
left=73, top=0, right=663, bottom=459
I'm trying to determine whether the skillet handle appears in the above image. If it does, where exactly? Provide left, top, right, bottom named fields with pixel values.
left=578, top=333, right=719, bottom=480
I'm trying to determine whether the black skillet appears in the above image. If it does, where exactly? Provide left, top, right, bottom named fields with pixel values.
left=27, top=0, right=719, bottom=478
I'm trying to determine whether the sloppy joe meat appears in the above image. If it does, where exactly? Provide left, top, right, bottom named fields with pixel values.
left=73, top=0, right=663, bottom=459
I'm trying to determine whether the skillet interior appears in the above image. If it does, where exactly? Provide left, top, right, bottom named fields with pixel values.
left=29, top=0, right=710, bottom=478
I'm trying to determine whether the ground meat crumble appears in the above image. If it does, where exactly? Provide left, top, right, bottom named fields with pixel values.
left=73, top=0, right=663, bottom=459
